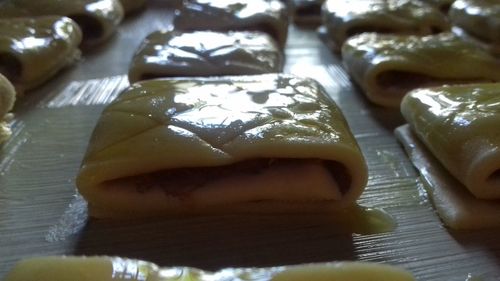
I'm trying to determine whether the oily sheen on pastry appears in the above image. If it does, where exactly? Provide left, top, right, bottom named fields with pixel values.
left=4, top=256, right=415, bottom=281
left=342, top=32, right=500, bottom=107
left=0, top=16, right=82, bottom=92
left=322, top=0, right=449, bottom=51
left=0, top=0, right=124, bottom=46
left=449, top=0, right=500, bottom=57
left=76, top=74, right=368, bottom=218
left=396, top=83, right=500, bottom=229
left=173, top=0, right=288, bottom=48
left=128, top=30, right=283, bottom=83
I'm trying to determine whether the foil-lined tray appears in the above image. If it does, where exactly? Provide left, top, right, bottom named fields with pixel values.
left=1, top=1, right=499, bottom=280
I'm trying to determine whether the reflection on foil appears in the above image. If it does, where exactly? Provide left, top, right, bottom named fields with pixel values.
left=45, top=193, right=88, bottom=242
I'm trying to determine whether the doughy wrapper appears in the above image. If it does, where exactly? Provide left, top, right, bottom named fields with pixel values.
left=449, top=0, right=500, bottom=46
left=0, top=0, right=124, bottom=46
left=0, top=16, right=82, bottom=92
left=76, top=74, right=368, bottom=218
left=173, top=0, right=289, bottom=48
left=401, top=83, right=500, bottom=199
left=396, top=124, right=500, bottom=230
left=4, top=256, right=415, bottom=281
left=322, top=0, right=449, bottom=51
left=128, top=30, right=283, bottom=83
left=341, top=33, right=500, bottom=107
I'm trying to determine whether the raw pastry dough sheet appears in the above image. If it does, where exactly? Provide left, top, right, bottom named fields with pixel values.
left=1, top=1, right=500, bottom=280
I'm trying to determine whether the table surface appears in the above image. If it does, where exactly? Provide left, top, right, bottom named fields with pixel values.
left=1, top=2, right=499, bottom=280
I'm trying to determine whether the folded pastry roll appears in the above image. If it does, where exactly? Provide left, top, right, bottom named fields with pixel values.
left=0, top=74, right=16, bottom=144
left=322, top=0, right=450, bottom=51
left=4, top=256, right=416, bottom=281
left=0, top=0, right=124, bottom=46
left=173, top=0, right=289, bottom=48
left=397, top=83, right=500, bottom=229
left=128, top=30, right=284, bottom=83
left=76, top=74, right=368, bottom=218
left=449, top=0, right=500, bottom=57
left=293, top=0, right=325, bottom=26
left=0, top=16, right=82, bottom=92
left=342, top=33, right=500, bottom=107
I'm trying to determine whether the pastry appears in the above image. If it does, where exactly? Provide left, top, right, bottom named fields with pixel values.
left=0, top=16, right=82, bottom=92
left=396, top=83, right=500, bottom=229
left=341, top=32, right=500, bottom=107
left=128, top=30, right=284, bottom=83
left=449, top=0, right=500, bottom=57
left=0, top=0, right=124, bottom=47
left=293, top=0, right=325, bottom=26
left=173, top=0, right=289, bottom=48
left=322, top=0, right=449, bottom=51
left=76, top=74, right=368, bottom=218
left=0, top=74, right=16, bottom=145
left=3, top=256, right=416, bottom=281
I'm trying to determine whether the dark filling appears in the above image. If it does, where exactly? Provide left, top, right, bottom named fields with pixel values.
left=69, top=13, right=104, bottom=43
left=376, top=71, right=491, bottom=97
left=105, top=158, right=352, bottom=198
left=295, top=4, right=321, bottom=17
left=487, top=169, right=500, bottom=185
left=0, top=53, right=22, bottom=83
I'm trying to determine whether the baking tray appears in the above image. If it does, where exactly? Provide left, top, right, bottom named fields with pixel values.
left=1, top=1, right=499, bottom=280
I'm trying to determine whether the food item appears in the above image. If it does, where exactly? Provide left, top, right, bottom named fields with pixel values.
left=0, top=0, right=124, bottom=47
left=119, top=0, right=147, bottom=15
left=0, top=74, right=15, bottom=145
left=322, top=0, right=449, bottom=51
left=173, top=0, right=288, bottom=48
left=341, top=32, right=500, bottom=107
left=3, top=256, right=416, bottom=281
left=76, top=74, right=368, bottom=218
left=0, top=16, right=82, bottom=92
left=396, top=83, right=500, bottom=229
left=293, top=0, right=325, bottom=25
left=420, top=0, right=456, bottom=12
left=128, top=30, right=283, bottom=83
left=449, top=0, right=500, bottom=57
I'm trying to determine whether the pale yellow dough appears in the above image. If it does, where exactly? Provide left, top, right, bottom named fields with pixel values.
left=397, top=83, right=500, bottom=229
left=4, top=256, right=416, bottom=281
left=76, top=74, right=368, bottom=218
left=342, top=33, right=500, bottom=107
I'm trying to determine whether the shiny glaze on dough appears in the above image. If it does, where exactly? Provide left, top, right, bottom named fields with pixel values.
left=322, top=0, right=449, bottom=49
left=4, top=257, right=415, bottom=281
left=0, top=16, right=82, bottom=91
left=401, top=83, right=500, bottom=199
left=128, top=30, right=283, bottom=83
left=173, top=0, right=288, bottom=47
left=0, top=0, right=124, bottom=46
